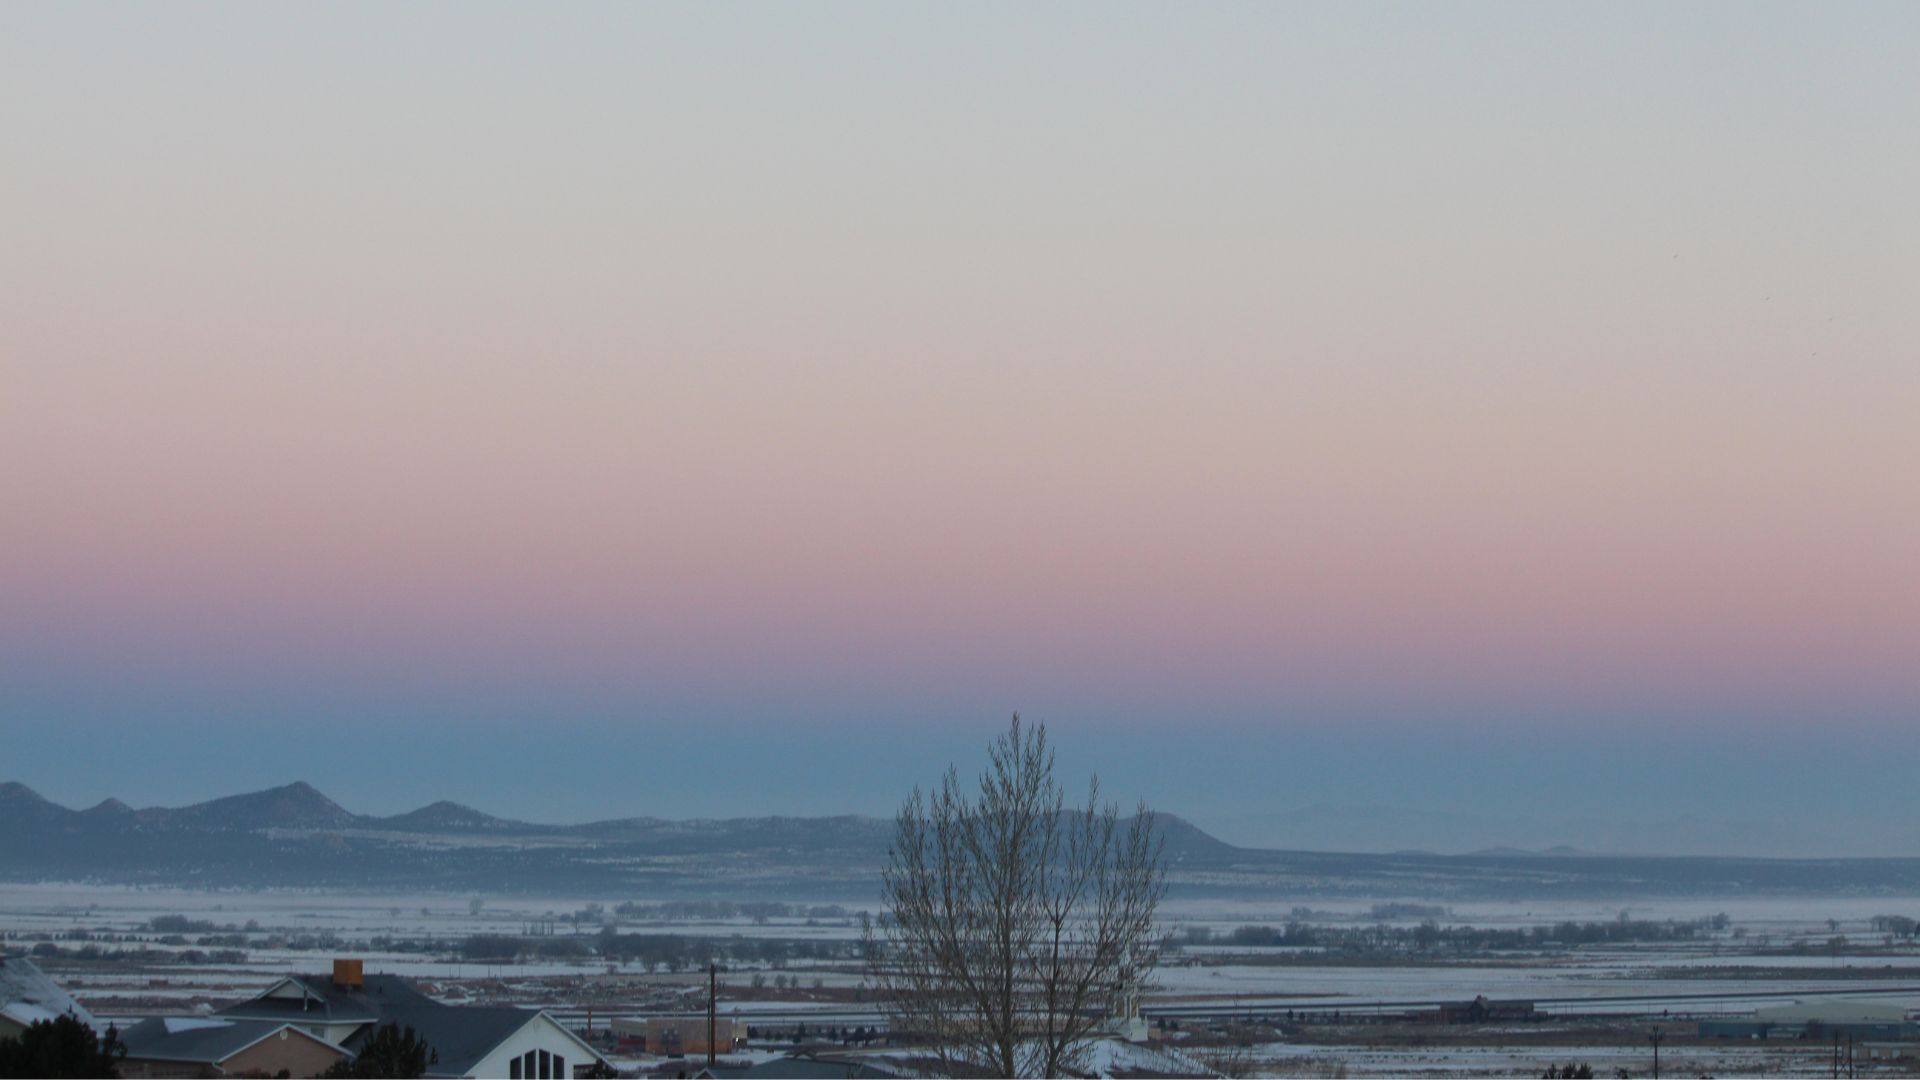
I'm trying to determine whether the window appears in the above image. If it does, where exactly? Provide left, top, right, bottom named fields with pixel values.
left=538, top=1048, right=551, bottom=1078
left=509, top=1056, right=521, bottom=1079
left=555, top=1054, right=565, bottom=1078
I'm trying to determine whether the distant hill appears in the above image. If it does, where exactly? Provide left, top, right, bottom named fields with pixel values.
left=0, top=782, right=72, bottom=826
left=158, top=781, right=362, bottom=831
left=0, top=781, right=1215, bottom=897
left=80, top=797, right=132, bottom=818
left=1154, top=813, right=1240, bottom=863
left=6, top=781, right=1920, bottom=901
left=374, top=800, right=527, bottom=833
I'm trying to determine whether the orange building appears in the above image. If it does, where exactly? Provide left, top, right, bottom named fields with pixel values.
left=611, top=1015, right=747, bottom=1056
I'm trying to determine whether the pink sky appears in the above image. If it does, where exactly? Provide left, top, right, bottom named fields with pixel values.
left=2, top=3, right=1917, bottom=747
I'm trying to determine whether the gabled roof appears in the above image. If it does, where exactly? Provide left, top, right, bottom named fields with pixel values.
left=0, top=954, right=97, bottom=1031
left=218, top=971, right=605, bottom=1078
left=216, top=973, right=429, bottom=1025
left=120, top=1016, right=348, bottom=1065
left=350, top=1005, right=605, bottom=1078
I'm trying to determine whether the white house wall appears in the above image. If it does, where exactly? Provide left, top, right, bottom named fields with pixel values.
left=287, top=1020, right=365, bottom=1045
left=460, top=1013, right=600, bottom=1080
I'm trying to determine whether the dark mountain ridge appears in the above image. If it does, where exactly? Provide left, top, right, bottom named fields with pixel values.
left=6, top=780, right=1920, bottom=901
left=0, top=781, right=72, bottom=825
left=158, top=780, right=362, bottom=831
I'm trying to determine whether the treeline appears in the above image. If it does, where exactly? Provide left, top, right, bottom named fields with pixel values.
left=1177, top=917, right=1719, bottom=953
left=1869, top=915, right=1919, bottom=937
left=22, top=941, right=250, bottom=965
left=13, top=927, right=450, bottom=963
left=1368, top=902, right=1451, bottom=920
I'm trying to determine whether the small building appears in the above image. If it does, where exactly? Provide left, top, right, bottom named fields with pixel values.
left=1109, top=977, right=1149, bottom=1043
left=1698, top=1018, right=1776, bottom=1040
left=118, top=1016, right=349, bottom=1079
left=0, top=954, right=97, bottom=1041
left=1422, top=995, right=1537, bottom=1024
left=1863, top=1042, right=1918, bottom=1063
left=1700, top=1000, right=1917, bottom=1042
left=612, top=1015, right=747, bottom=1056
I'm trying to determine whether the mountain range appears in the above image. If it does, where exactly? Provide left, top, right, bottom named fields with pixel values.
left=6, top=780, right=1920, bottom=901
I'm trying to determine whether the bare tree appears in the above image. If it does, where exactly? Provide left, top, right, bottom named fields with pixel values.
left=867, top=714, right=1165, bottom=1078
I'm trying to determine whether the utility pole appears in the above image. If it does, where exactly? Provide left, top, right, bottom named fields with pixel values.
left=708, top=961, right=718, bottom=1071
left=1648, top=1026, right=1664, bottom=1079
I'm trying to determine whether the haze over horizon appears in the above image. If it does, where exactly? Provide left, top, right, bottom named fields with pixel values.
left=3, top=4, right=1915, bottom=851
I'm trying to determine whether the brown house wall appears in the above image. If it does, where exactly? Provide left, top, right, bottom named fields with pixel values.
left=223, top=1030, right=347, bottom=1078
left=121, top=1029, right=345, bottom=1080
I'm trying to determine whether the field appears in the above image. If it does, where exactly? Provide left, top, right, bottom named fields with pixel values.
left=7, top=884, right=1920, bottom=1076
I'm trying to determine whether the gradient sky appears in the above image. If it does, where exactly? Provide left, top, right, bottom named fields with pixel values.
left=3, top=3, right=1916, bottom=851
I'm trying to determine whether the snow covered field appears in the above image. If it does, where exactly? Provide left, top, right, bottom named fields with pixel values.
left=1162, top=893, right=1920, bottom=933
left=4, top=883, right=1917, bottom=1077
left=1237, top=1040, right=1841, bottom=1078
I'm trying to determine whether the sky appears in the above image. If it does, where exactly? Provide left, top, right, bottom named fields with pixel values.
left=2, top=3, right=1916, bottom=853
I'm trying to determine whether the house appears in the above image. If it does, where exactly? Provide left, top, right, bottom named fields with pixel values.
left=215, top=960, right=608, bottom=1078
left=213, top=966, right=385, bottom=1046
left=0, top=954, right=97, bottom=1041
left=118, top=1016, right=349, bottom=1079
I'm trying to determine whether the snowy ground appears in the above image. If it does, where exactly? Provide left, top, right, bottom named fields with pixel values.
left=1148, top=960, right=1920, bottom=1008
left=1236, top=1040, right=1850, bottom=1078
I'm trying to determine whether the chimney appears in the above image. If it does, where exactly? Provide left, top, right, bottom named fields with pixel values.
left=333, top=958, right=364, bottom=989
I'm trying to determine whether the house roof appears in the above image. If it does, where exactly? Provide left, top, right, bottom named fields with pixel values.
left=216, top=973, right=429, bottom=1026
left=440, top=1010, right=604, bottom=1078
left=120, top=1016, right=347, bottom=1065
left=0, top=954, right=97, bottom=1031
left=219, top=971, right=604, bottom=1078
left=346, top=1003, right=549, bottom=1077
